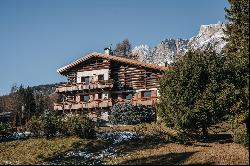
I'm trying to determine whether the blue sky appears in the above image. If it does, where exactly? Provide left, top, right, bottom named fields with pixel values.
left=0, top=0, right=228, bottom=95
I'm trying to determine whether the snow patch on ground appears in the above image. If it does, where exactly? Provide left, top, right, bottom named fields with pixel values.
left=0, top=131, right=32, bottom=141
left=39, top=131, right=142, bottom=165
left=96, top=131, right=141, bottom=145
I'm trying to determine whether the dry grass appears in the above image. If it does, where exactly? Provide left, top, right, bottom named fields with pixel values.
left=0, top=137, right=106, bottom=164
left=98, top=123, right=178, bottom=137
left=100, top=123, right=249, bottom=165
left=106, top=141, right=249, bottom=165
left=0, top=137, right=79, bottom=164
left=0, top=123, right=248, bottom=165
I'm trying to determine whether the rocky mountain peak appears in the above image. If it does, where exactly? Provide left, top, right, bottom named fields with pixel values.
left=199, top=22, right=225, bottom=37
left=132, top=22, right=227, bottom=65
left=188, top=22, right=227, bottom=53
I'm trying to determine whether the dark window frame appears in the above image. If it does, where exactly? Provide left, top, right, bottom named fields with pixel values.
left=81, top=76, right=90, bottom=84
left=95, top=93, right=102, bottom=100
left=98, top=74, right=104, bottom=81
left=141, top=91, right=151, bottom=98
left=81, top=95, right=90, bottom=102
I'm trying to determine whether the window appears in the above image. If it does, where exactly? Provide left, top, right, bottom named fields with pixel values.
left=142, top=91, right=151, bottom=98
left=103, top=93, right=108, bottom=99
left=98, top=74, right=104, bottom=81
left=89, top=76, right=94, bottom=83
left=95, top=93, right=102, bottom=100
left=146, top=73, right=152, bottom=78
left=112, top=93, right=118, bottom=100
left=81, top=95, right=89, bottom=102
left=81, top=76, right=89, bottom=84
left=125, top=93, right=133, bottom=100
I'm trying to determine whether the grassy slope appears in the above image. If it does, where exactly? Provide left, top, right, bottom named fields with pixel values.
left=101, top=123, right=249, bottom=165
left=0, top=137, right=106, bottom=164
left=0, top=123, right=249, bottom=165
left=107, top=141, right=249, bottom=165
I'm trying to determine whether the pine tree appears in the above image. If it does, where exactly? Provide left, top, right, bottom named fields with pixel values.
left=222, top=0, right=249, bottom=119
left=224, top=0, right=249, bottom=55
left=17, top=86, right=37, bottom=124
left=158, top=49, right=226, bottom=137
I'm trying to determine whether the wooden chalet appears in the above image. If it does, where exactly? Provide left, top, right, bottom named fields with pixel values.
left=54, top=49, right=170, bottom=116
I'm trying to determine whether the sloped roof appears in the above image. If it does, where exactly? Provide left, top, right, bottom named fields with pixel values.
left=57, top=52, right=170, bottom=74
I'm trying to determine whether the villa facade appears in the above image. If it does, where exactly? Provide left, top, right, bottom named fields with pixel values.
left=54, top=49, right=170, bottom=121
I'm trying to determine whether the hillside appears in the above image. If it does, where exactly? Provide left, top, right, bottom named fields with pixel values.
left=31, top=84, right=56, bottom=95
left=0, top=124, right=249, bottom=165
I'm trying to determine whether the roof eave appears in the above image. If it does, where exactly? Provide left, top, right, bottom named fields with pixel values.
left=56, top=52, right=170, bottom=74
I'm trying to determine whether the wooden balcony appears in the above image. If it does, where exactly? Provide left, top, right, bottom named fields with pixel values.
left=53, top=97, right=159, bottom=111
left=134, top=100, right=153, bottom=106
left=134, top=97, right=158, bottom=106
left=55, top=82, right=113, bottom=93
left=54, top=99, right=113, bottom=110
left=116, top=97, right=159, bottom=106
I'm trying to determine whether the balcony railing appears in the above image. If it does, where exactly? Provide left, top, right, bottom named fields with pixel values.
left=53, top=97, right=159, bottom=111
left=54, top=99, right=113, bottom=110
left=55, top=81, right=113, bottom=93
left=114, top=97, right=159, bottom=106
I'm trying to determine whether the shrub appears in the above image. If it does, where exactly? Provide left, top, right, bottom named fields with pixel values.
left=44, top=112, right=59, bottom=139
left=109, top=102, right=155, bottom=125
left=0, top=122, right=13, bottom=136
left=233, top=126, right=249, bottom=146
left=26, top=116, right=45, bottom=137
left=26, top=113, right=59, bottom=138
left=71, top=115, right=95, bottom=139
left=26, top=112, right=96, bottom=139
left=60, top=116, right=74, bottom=136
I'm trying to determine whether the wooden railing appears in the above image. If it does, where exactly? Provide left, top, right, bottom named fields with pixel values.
left=114, top=97, right=159, bottom=106
left=54, top=99, right=113, bottom=110
left=55, top=81, right=113, bottom=93
left=54, top=97, right=159, bottom=111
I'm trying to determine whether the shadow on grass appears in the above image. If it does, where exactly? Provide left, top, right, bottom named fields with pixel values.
left=115, top=135, right=169, bottom=156
left=42, top=153, right=104, bottom=165
left=201, top=133, right=233, bottom=144
left=39, top=134, right=171, bottom=165
left=39, top=139, right=111, bottom=165
left=36, top=132, right=233, bottom=165
left=190, top=161, right=215, bottom=165
left=173, top=133, right=233, bottom=147
left=117, top=151, right=214, bottom=165
left=114, top=132, right=233, bottom=157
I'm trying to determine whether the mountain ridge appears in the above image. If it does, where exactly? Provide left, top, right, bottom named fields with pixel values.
left=132, top=21, right=227, bottom=65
